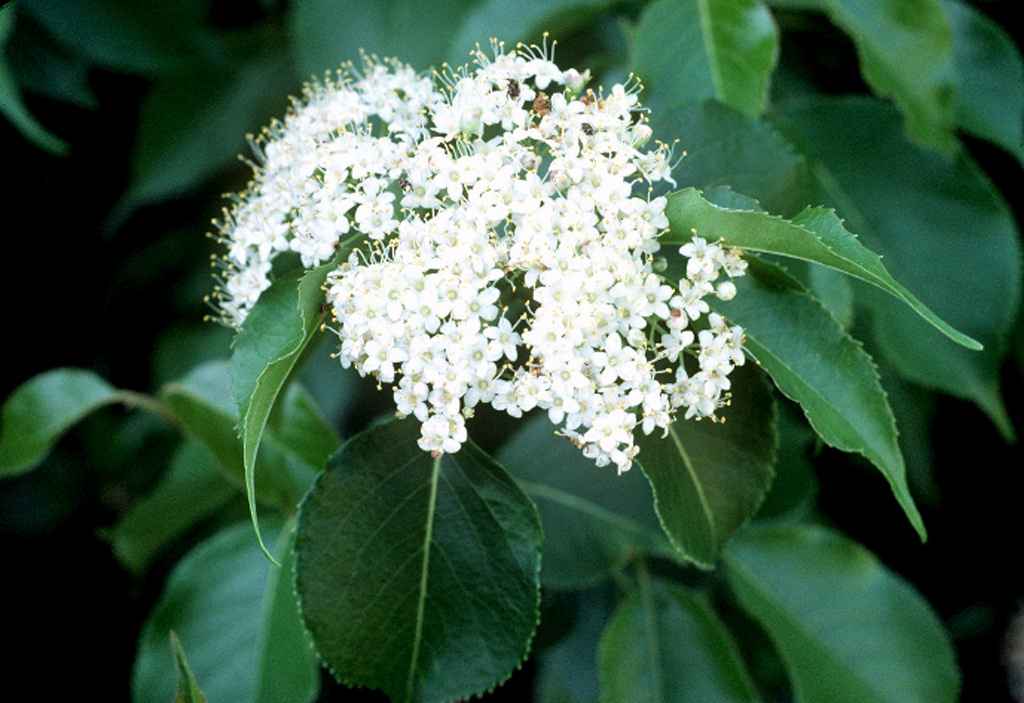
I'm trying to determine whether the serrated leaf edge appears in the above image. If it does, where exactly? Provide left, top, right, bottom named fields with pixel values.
left=291, top=422, right=544, bottom=703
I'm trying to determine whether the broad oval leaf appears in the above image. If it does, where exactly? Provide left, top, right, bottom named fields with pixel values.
left=699, top=259, right=924, bottom=539
left=636, top=363, right=777, bottom=568
left=817, top=0, right=957, bottom=152
left=664, top=187, right=980, bottom=350
left=943, top=0, right=1024, bottom=161
left=1, top=369, right=123, bottom=476
left=231, top=249, right=355, bottom=559
left=632, top=0, right=778, bottom=117
left=110, top=440, right=237, bottom=573
left=294, top=417, right=542, bottom=703
left=496, top=413, right=672, bottom=589
left=598, top=571, right=761, bottom=703
left=725, top=525, right=959, bottom=703
left=772, top=96, right=1021, bottom=436
left=133, top=521, right=321, bottom=703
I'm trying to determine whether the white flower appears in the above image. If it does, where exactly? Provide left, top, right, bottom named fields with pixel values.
left=418, top=412, right=467, bottom=454
left=639, top=273, right=674, bottom=319
left=583, top=408, right=634, bottom=454
left=455, top=285, right=500, bottom=321
left=591, top=333, right=639, bottom=385
left=355, top=188, right=398, bottom=240
left=211, top=41, right=748, bottom=473
left=362, top=338, right=406, bottom=383
left=661, top=329, right=695, bottom=362
left=715, top=280, right=737, bottom=301
left=484, top=316, right=521, bottom=361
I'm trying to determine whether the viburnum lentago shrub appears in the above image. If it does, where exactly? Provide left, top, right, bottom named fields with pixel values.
left=5, top=5, right=1014, bottom=700
left=209, top=39, right=747, bottom=473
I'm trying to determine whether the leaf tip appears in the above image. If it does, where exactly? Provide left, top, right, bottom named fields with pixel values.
left=248, top=496, right=282, bottom=566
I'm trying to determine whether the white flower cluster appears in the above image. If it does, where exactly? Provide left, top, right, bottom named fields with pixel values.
left=211, top=40, right=748, bottom=473
left=210, top=58, right=436, bottom=326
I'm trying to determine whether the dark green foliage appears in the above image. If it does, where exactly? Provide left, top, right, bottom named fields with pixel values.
left=3, top=1, right=1020, bottom=701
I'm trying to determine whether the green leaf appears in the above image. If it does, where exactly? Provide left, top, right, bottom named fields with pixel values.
left=876, top=361, right=941, bottom=506
left=0, top=5, right=66, bottom=154
left=721, top=154, right=855, bottom=329
left=632, top=0, right=778, bottom=117
left=231, top=247, right=355, bottom=560
left=170, top=632, right=208, bottom=703
left=664, top=186, right=981, bottom=350
left=817, top=0, right=957, bottom=152
left=296, top=336, right=365, bottom=427
left=773, top=96, right=1021, bottom=435
left=6, top=14, right=98, bottom=109
left=153, top=323, right=233, bottom=387
left=271, top=381, right=341, bottom=472
left=636, top=364, right=777, bottom=568
left=763, top=0, right=821, bottom=8
left=448, top=0, right=615, bottom=66
left=110, top=440, right=237, bottom=573
left=776, top=259, right=857, bottom=331
left=0, top=6, right=14, bottom=44
left=162, top=362, right=267, bottom=492
left=645, top=102, right=806, bottom=216
left=256, top=526, right=322, bottom=703
left=161, top=360, right=337, bottom=512
left=598, top=568, right=761, bottom=703
left=943, top=1, right=1023, bottom=160
left=725, top=525, right=959, bottom=703
left=290, top=0, right=477, bottom=78
left=534, top=588, right=615, bottom=703
left=496, top=413, right=672, bottom=589
left=757, top=405, right=818, bottom=520
left=1, top=369, right=124, bottom=477
left=134, top=521, right=320, bottom=703
left=116, top=50, right=295, bottom=219
left=804, top=266, right=854, bottom=329
left=701, top=185, right=762, bottom=211
left=294, top=417, right=542, bottom=703
left=0, top=62, right=67, bottom=153
left=696, top=258, right=925, bottom=539
left=20, top=0, right=222, bottom=75
left=292, top=0, right=621, bottom=77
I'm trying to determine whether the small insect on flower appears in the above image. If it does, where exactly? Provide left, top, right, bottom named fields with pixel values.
left=210, top=38, right=747, bottom=473
left=532, top=91, right=550, bottom=116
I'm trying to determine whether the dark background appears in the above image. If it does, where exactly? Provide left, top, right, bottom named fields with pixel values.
left=1, top=1, right=1022, bottom=700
